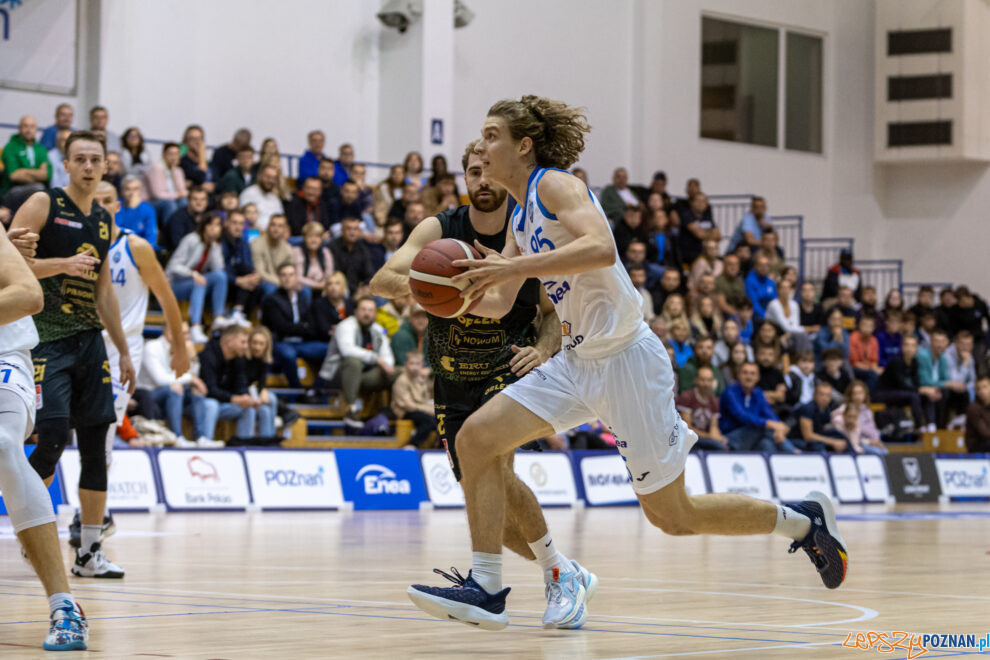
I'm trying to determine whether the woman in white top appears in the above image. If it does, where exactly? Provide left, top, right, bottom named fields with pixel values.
left=165, top=212, right=228, bottom=343
left=765, top=279, right=812, bottom=354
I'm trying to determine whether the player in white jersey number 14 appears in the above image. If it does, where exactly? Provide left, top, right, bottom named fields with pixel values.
left=406, top=95, right=848, bottom=631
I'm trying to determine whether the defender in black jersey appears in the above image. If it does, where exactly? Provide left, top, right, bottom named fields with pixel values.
left=11, top=130, right=133, bottom=579
left=371, top=142, right=597, bottom=630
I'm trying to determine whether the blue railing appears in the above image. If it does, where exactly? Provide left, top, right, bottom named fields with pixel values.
left=800, top=237, right=854, bottom=287
left=707, top=194, right=753, bottom=254
left=902, top=281, right=954, bottom=307
left=857, top=259, right=903, bottom=299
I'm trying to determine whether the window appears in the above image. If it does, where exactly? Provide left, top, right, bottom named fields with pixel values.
left=700, top=17, right=823, bottom=154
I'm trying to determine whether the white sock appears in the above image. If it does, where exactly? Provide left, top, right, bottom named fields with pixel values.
left=527, top=532, right=571, bottom=577
left=470, top=551, right=502, bottom=593
left=773, top=505, right=811, bottom=541
left=80, top=524, right=101, bottom=553
left=48, top=592, right=76, bottom=614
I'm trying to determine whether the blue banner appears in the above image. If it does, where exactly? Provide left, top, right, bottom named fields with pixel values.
left=0, top=445, right=64, bottom=515
left=335, top=449, right=427, bottom=510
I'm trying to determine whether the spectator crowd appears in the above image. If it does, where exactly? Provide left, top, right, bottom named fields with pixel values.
left=3, top=104, right=989, bottom=453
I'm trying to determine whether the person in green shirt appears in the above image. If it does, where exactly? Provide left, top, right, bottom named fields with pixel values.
left=1, top=116, right=51, bottom=197
left=678, top=336, right=725, bottom=393
left=391, top=304, right=429, bottom=368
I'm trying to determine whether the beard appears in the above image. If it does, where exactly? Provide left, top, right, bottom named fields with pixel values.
left=468, top=186, right=507, bottom=213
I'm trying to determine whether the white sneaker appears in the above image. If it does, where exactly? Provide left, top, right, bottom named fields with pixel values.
left=190, top=325, right=209, bottom=344
left=541, top=563, right=588, bottom=629
left=948, top=414, right=966, bottom=430
left=230, top=310, right=252, bottom=328
left=72, top=544, right=124, bottom=579
left=174, top=437, right=198, bottom=448
left=211, top=316, right=233, bottom=331
left=196, top=437, right=225, bottom=448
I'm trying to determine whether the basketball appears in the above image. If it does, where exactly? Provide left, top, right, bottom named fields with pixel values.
left=409, top=238, right=483, bottom=318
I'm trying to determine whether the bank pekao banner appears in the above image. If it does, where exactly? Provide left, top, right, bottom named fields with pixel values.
left=61, top=449, right=159, bottom=511
left=244, top=450, right=344, bottom=509
left=158, top=450, right=251, bottom=510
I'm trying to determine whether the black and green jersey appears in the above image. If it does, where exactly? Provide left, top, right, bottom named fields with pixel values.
left=428, top=205, right=541, bottom=382
left=33, top=188, right=113, bottom=343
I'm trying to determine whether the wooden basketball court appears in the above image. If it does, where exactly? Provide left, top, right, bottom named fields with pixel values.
left=2, top=503, right=989, bottom=658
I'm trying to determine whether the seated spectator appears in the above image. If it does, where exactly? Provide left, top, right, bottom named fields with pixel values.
left=401, top=200, right=427, bottom=238
left=218, top=144, right=255, bottom=195
left=687, top=273, right=717, bottom=316
left=727, top=196, right=771, bottom=253
left=180, top=124, right=215, bottom=192
left=1, top=115, right=50, bottom=199
left=239, top=162, right=285, bottom=230
left=822, top=250, right=862, bottom=302
left=966, top=377, right=990, bottom=452
left=676, top=365, right=727, bottom=451
left=374, top=164, right=406, bottom=226
left=327, top=180, right=367, bottom=230
left=744, top=254, right=777, bottom=320
left=138, top=322, right=209, bottom=440
left=916, top=309, right=937, bottom=351
left=392, top=304, right=429, bottom=367
left=755, top=344, right=789, bottom=417
left=293, top=221, right=335, bottom=293
left=876, top=334, right=936, bottom=432
left=668, top=319, right=694, bottom=369
left=422, top=173, right=460, bottom=217
left=377, top=293, right=412, bottom=338
left=689, top=295, right=722, bottom=341
left=646, top=170, right=671, bottom=210
left=736, top=299, right=755, bottom=345
left=718, top=362, right=795, bottom=453
left=751, top=318, right=783, bottom=358
left=624, top=239, right=663, bottom=291
left=103, top=150, right=125, bottom=194
left=48, top=129, right=71, bottom=189
left=780, top=265, right=799, bottom=292
left=936, top=287, right=957, bottom=333
left=370, top=219, right=406, bottom=272
left=120, top=127, right=151, bottom=178
left=199, top=325, right=273, bottom=442
left=798, top=282, right=825, bottom=334
left=319, top=296, right=396, bottom=427
left=209, top=128, right=251, bottom=182
left=317, top=157, right=341, bottom=205
left=403, top=151, right=428, bottom=188
left=89, top=105, right=120, bottom=151
left=392, top=351, right=437, bottom=448
left=329, top=217, right=376, bottom=295
left=348, top=162, right=375, bottom=215
left=298, top=130, right=326, bottom=183
left=162, top=185, right=209, bottom=254
left=765, top=279, right=812, bottom=354
left=311, top=272, right=348, bottom=341
left=166, top=212, right=229, bottom=344
left=714, top=253, right=747, bottom=318
left=785, top=350, right=817, bottom=408
left=832, top=381, right=887, bottom=455
left=220, top=209, right=260, bottom=325
left=814, top=307, right=850, bottom=364
left=944, top=329, right=977, bottom=409
left=286, top=176, right=331, bottom=235
left=334, top=142, right=355, bottom=185
left=388, top=181, right=422, bottom=223
left=651, top=267, right=685, bottom=316
left=145, top=141, right=188, bottom=226
left=858, top=285, right=880, bottom=324
left=848, top=315, right=882, bottom=391
left=876, top=310, right=903, bottom=367
left=672, top=177, right=702, bottom=215
left=951, top=286, right=989, bottom=343
left=678, top=336, right=724, bottom=394
left=909, top=285, right=937, bottom=324
left=792, top=382, right=847, bottom=453
left=245, top=324, right=293, bottom=438
left=818, top=348, right=852, bottom=401
left=689, top=238, right=722, bottom=290
left=676, top=193, right=719, bottom=266
left=262, top=264, right=328, bottom=395
left=661, top=294, right=690, bottom=334
left=714, top=317, right=753, bottom=366
left=40, top=103, right=73, bottom=150
left=250, top=213, right=295, bottom=298
left=218, top=190, right=240, bottom=218
left=643, top=193, right=675, bottom=267
left=613, top=206, right=651, bottom=258
left=757, top=227, right=785, bottom=277
left=599, top=167, right=644, bottom=226
left=720, top=341, right=750, bottom=387
left=116, top=175, right=158, bottom=248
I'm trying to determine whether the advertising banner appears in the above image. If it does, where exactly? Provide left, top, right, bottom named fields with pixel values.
left=883, top=454, right=941, bottom=503
left=244, top=450, right=344, bottom=509
left=856, top=454, right=890, bottom=502
left=828, top=454, right=865, bottom=503
left=158, top=450, right=251, bottom=510
left=769, top=454, right=834, bottom=501
left=61, top=449, right=159, bottom=510
left=421, top=450, right=464, bottom=507
left=512, top=452, right=577, bottom=506
left=335, top=449, right=427, bottom=510
left=935, top=458, right=990, bottom=498
left=706, top=454, right=773, bottom=499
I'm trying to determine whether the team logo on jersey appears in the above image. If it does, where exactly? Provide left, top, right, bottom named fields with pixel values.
left=113, top=251, right=122, bottom=263
left=561, top=321, right=572, bottom=336
left=440, top=356, right=456, bottom=372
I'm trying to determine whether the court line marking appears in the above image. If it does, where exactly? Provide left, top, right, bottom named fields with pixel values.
left=602, top=639, right=843, bottom=658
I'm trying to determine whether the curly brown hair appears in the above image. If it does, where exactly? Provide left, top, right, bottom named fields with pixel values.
left=487, top=95, right=591, bottom=169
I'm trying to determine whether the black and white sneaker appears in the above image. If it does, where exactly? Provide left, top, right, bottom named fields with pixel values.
left=68, top=512, right=117, bottom=549
left=72, top=543, right=125, bottom=579
left=787, top=491, right=848, bottom=589
left=408, top=567, right=511, bottom=630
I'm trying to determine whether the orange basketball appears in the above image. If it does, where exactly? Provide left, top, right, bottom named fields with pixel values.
left=409, top=239, right=483, bottom=318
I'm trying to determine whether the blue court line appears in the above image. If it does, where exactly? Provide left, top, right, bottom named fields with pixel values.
left=0, top=587, right=850, bottom=638
left=838, top=512, right=990, bottom=521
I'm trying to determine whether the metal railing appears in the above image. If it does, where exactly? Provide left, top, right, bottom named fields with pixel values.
left=770, top=214, right=803, bottom=274
left=800, top=237, right=854, bottom=287
left=857, top=259, right=903, bottom=300
left=708, top=194, right=753, bottom=254
left=902, top=281, right=954, bottom=307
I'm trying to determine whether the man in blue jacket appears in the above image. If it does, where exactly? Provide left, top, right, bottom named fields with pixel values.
left=744, top=254, right=777, bottom=320
left=719, top=362, right=795, bottom=452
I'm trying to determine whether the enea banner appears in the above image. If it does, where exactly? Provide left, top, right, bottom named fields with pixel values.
left=61, top=449, right=159, bottom=511
left=158, top=450, right=251, bottom=510
left=335, top=449, right=427, bottom=510
left=935, top=458, right=990, bottom=499
left=705, top=453, right=773, bottom=500
left=244, top=450, right=344, bottom=509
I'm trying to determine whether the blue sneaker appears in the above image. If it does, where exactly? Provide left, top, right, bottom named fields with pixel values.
left=787, top=491, right=848, bottom=589
left=43, top=601, right=88, bottom=651
left=407, top=567, right=511, bottom=630
left=543, top=562, right=591, bottom=629
left=552, top=560, right=598, bottom=630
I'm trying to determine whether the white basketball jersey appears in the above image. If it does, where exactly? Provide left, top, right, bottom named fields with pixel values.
left=511, top=167, right=646, bottom=358
left=107, top=230, right=149, bottom=337
left=0, top=317, right=39, bottom=415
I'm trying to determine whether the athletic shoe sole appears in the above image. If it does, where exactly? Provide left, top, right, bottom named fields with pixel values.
left=406, top=586, right=508, bottom=631
left=806, top=490, right=848, bottom=588
left=43, top=640, right=87, bottom=651
left=71, top=567, right=124, bottom=579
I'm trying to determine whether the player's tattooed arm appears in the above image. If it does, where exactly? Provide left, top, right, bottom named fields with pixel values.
left=369, top=217, right=443, bottom=299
